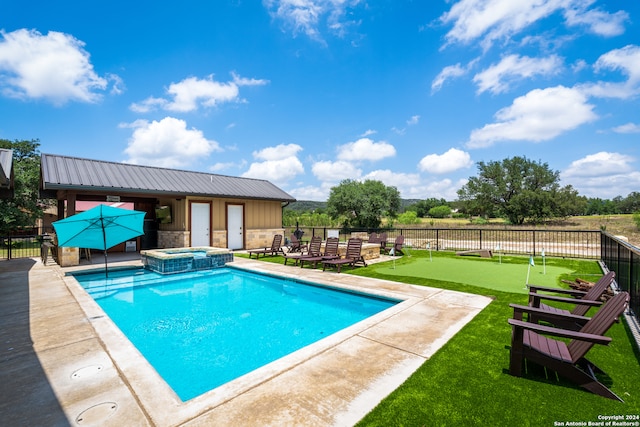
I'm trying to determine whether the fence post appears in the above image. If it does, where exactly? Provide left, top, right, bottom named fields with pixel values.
left=532, top=231, right=536, bottom=256
left=7, top=236, right=11, bottom=260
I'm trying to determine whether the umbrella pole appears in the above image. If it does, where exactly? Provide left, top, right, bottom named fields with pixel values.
left=101, top=214, right=108, bottom=278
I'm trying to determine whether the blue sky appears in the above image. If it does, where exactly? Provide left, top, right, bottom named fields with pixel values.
left=1, top=0, right=639, bottom=201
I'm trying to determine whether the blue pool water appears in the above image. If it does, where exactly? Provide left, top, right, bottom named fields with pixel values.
left=74, top=267, right=397, bottom=401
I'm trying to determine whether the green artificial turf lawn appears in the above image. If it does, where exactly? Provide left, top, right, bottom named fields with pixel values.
left=376, top=255, right=573, bottom=294
left=349, top=251, right=640, bottom=426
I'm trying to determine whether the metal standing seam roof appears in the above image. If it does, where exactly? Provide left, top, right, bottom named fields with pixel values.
left=0, top=148, right=13, bottom=188
left=41, top=153, right=296, bottom=202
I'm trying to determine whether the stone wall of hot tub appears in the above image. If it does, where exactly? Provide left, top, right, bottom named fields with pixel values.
left=141, top=248, right=234, bottom=274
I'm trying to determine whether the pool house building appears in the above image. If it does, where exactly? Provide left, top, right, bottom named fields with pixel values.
left=40, top=153, right=295, bottom=266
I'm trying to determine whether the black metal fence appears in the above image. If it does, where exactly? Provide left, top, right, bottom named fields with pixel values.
left=601, top=232, right=640, bottom=316
left=3, top=226, right=637, bottom=315
left=293, top=227, right=602, bottom=259
left=0, top=227, right=53, bottom=260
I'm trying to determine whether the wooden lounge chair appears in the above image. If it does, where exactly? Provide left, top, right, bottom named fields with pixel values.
left=287, top=234, right=308, bottom=253
left=322, top=238, right=367, bottom=273
left=248, top=234, right=284, bottom=259
left=382, top=235, right=404, bottom=255
left=508, top=291, right=630, bottom=401
left=283, top=236, right=321, bottom=266
left=299, top=237, right=340, bottom=269
left=377, top=233, right=387, bottom=253
left=523, top=271, right=616, bottom=330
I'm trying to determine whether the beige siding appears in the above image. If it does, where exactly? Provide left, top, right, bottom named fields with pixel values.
left=245, top=199, right=282, bottom=229
left=166, top=197, right=282, bottom=231
left=155, top=197, right=283, bottom=249
left=157, top=198, right=187, bottom=232
left=211, top=199, right=226, bottom=230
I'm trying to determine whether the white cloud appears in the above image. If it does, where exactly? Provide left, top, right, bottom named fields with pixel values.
left=106, top=73, right=125, bottom=95
left=473, top=54, right=562, bottom=94
left=241, top=156, right=304, bottom=185
left=466, top=85, right=597, bottom=148
left=563, top=5, right=628, bottom=37
left=0, top=29, right=108, bottom=104
left=612, top=123, right=640, bottom=134
left=401, top=178, right=469, bottom=201
left=431, top=63, right=467, bottom=93
left=123, top=117, right=221, bottom=168
left=419, top=148, right=473, bottom=174
left=562, top=151, right=634, bottom=178
left=231, top=71, right=270, bottom=87
left=566, top=171, right=640, bottom=198
left=253, top=143, right=302, bottom=161
left=572, top=59, right=588, bottom=73
left=288, top=183, right=334, bottom=201
left=129, top=97, right=167, bottom=113
left=130, top=73, right=268, bottom=113
left=337, top=138, right=396, bottom=162
left=580, top=45, right=640, bottom=99
left=165, top=76, right=239, bottom=112
left=360, top=129, right=377, bottom=137
left=242, top=143, right=304, bottom=184
left=209, top=160, right=247, bottom=172
left=562, top=152, right=639, bottom=198
left=439, top=0, right=628, bottom=50
left=569, top=172, right=640, bottom=198
left=359, top=169, right=424, bottom=200
left=362, top=169, right=421, bottom=187
left=407, top=115, right=420, bottom=126
left=312, top=160, right=361, bottom=182
left=263, top=0, right=363, bottom=41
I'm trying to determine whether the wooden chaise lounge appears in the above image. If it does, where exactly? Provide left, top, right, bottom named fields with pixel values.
left=287, top=234, right=308, bottom=253
left=248, top=234, right=284, bottom=259
left=284, top=236, right=322, bottom=266
left=299, top=237, right=340, bottom=269
left=322, top=238, right=367, bottom=273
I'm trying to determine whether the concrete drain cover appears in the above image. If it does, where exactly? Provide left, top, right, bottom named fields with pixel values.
left=71, top=365, right=103, bottom=379
left=76, top=402, right=118, bottom=424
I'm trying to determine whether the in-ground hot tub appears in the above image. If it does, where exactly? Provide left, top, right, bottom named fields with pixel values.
left=141, top=247, right=233, bottom=274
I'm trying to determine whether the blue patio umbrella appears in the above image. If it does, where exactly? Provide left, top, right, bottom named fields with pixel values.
left=52, top=204, right=146, bottom=277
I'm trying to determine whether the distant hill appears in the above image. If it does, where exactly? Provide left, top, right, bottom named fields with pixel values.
left=286, top=200, right=327, bottom=211
left=401, top=199, right=421, bottom=208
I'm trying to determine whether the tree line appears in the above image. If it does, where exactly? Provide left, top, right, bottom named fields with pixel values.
left=2, top=140, right=639, bottom=233
left=288, top=156, right=640, bottom=229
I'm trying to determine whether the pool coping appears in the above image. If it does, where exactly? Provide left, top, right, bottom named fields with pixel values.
left=5, top=255, right=492, bottom=426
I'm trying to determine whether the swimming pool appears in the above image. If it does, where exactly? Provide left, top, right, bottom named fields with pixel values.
left=73, top=267, right=398, bottom=401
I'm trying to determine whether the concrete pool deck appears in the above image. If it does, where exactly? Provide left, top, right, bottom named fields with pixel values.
left=0, top=253, right=492, bottom=426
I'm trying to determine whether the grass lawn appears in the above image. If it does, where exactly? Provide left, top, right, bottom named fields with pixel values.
left=375, top=253, right=575, bottom=294
left=352, top=251, right=640, bottom=426
left=247, top=250, right=640, bottom=425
